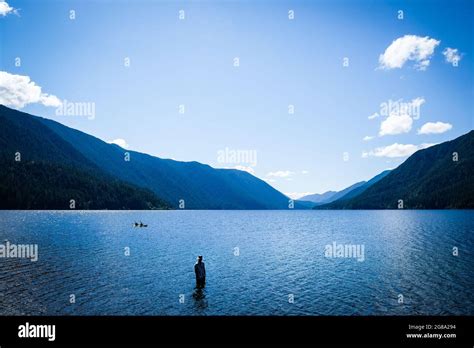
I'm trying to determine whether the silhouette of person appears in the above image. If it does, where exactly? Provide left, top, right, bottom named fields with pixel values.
left=194, top=255, right=206, bottom=288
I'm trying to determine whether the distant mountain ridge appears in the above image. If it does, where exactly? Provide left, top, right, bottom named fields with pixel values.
left=300, top=170, right=391, bottom=206
left=0, top=105, right=301, bottom=210
left=1, top=105, right=472, bottom=210
left=299, top=191, right=337, bottom=204
left=316, top=130, right=474, bottom=209
left=334, top=170, right=391, bottom=202
left=322, top=181, right=366, bottom=204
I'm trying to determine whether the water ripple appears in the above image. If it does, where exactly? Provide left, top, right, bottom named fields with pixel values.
left=0, top=210, right=472, bottom=315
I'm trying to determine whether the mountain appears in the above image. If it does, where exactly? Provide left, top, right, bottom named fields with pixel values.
left=316, top=130, right=474, bottom=209
left=0, top=105, right=301, bottom=209
left=0, top=106, right=169, bottom=209
left=299, top=191, right=337, bottom=204
left=334, top=170, right=391, bottom=202
left=300, top=181, right=368, bottom=205
left=0, top=160, right=169, bottom=209
left=293, top=200, right=316, bottom=209
left=324, top=181, right=366, bottom=203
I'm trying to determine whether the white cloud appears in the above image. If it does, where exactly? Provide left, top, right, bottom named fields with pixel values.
left=363, top=142, right=436, bottom=158
left=267, top=170, right=294, bottom=178
left=0, top=71, right=62, bottom=108
left=442, top=48, right=462, bottom=66
left=368, top=112, right=379, bottom=120
left=301, top=170, right=309, bottom=174
left=378, top=35, right=440, bottom=71
left=418, top=121, right=452, bottom=134
left=379, top=113, right=413, bottom=136
left=108, top=138, right=130, bottom=149
left=41, top=95, right=62, bottom=107
left=363, top=135, right=375, bottom=141
left=233, top=165, right=255, bottom=175
left=0, top=1, right=17, bottom=16
left=417, top=59, right=430, bottom=70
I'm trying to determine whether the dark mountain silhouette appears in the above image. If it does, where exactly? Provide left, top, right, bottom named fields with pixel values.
left=316, top=130, right=474, bottom=209
left=0, top=106, right=169, bottom=209
left=0, top=105, right=300, bottom=209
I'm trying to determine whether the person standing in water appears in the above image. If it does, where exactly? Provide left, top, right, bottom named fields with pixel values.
left=194, top=256, right=206, bottom=288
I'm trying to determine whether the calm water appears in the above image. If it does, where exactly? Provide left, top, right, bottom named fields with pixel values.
left=0, top=210, right=472, bottom=315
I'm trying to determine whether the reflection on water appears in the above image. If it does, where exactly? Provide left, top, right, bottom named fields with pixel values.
left=192, top=287, right=208, bottom=311
left=0, top=210, right=472, bottom=315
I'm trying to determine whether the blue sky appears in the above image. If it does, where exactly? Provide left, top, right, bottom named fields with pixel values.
left=1, top=0, right=473, bottom=197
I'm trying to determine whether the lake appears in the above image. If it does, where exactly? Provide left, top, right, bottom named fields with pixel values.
left=0, top=210, right=472, bottom=315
